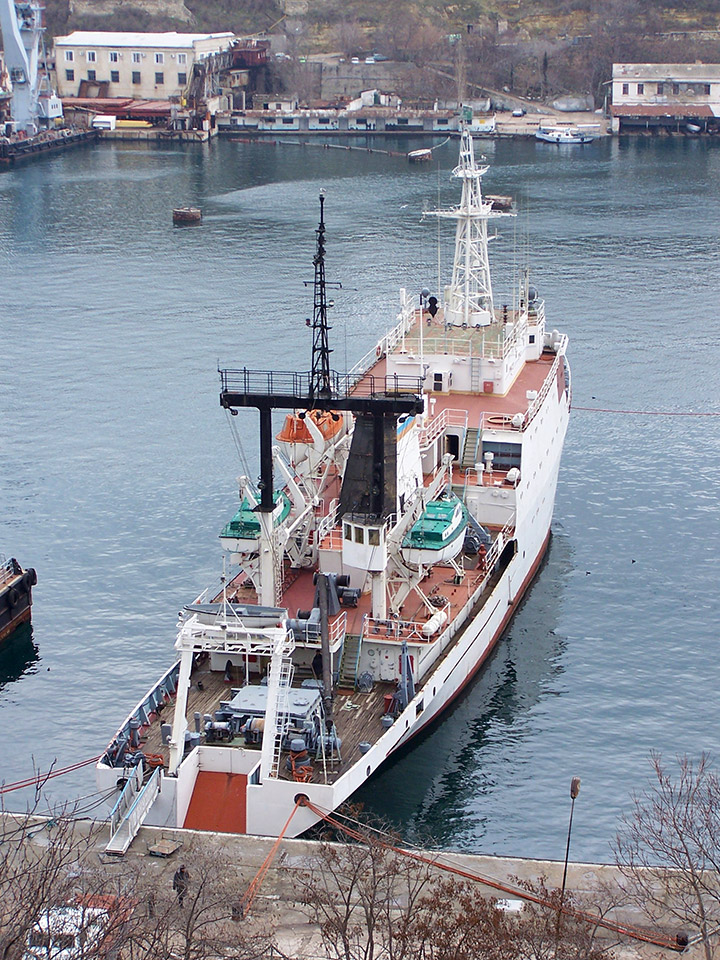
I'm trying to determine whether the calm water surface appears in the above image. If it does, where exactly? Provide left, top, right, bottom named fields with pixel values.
left=1, top=135, right=719, bottom=860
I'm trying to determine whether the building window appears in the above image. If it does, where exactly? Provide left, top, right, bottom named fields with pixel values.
left=86, top=50, right=96, bottom=62
left=704, top=84, right=711, bottom=95
left=155, top=72, right=164, bottom=84
left=398, top=117, right=408, bottom=125
left=132, top=71, right=141, bottom=84
left=64, top=50, right=73, bottom=61
left=178, top=72, right=187, bottom=84
left=657, top=82, right=664, bottom=94
left=110, top=70, right=119, bottom=83
left=109, top=51, right=118, bottom=63
left=65, top=68, right=74, bottom=81
left=637, top=83, right=644, bottom=94
left=282, top=117, right=294, bottom=124
left=673, top=83, right=679, bottom=94
left=177, top=53, right=187, bottom=64
left=87, top=69, right=96, bottom=80
left=437, top=118, right=448, bottom=124
left=319, top=117, right=330, bottom=124
left=132, top=52, right=142, bottom=63
left=622, top=83, right=628, bottom=95
left=154, top=52, right=164, bottom=64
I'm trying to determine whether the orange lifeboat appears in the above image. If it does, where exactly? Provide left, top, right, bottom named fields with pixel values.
left=276, top=409, right=344, bottom=444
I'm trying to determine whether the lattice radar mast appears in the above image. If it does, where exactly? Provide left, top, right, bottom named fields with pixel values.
left=432, top=126, right=507, bottom=328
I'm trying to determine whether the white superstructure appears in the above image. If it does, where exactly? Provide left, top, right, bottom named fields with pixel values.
left=97, top=128, right=570, bottom=844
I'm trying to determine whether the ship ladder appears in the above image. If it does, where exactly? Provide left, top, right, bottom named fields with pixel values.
left=270, top=659, right=294, bottom=778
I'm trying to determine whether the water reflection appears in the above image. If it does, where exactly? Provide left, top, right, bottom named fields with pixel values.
left=355, top=531, right=573, bottom=849
left=0, top=623, right=40, bottom=691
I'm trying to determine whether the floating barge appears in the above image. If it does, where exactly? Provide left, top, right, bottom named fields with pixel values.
left=0, top=558, right=37, bottom=645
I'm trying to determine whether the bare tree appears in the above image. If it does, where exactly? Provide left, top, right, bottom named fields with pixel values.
left=0, top=809, right=104, bottom=960
left=615, top=752, right=720, bottom=960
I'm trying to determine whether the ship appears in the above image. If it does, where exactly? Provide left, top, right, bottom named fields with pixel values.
left=535, top=124, right=595, bottom=144
left=97, top=128, right=571, bottom=850
left=0, top=557, right=37, bottom=645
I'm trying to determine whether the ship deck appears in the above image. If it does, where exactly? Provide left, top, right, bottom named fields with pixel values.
left=136, top=660, right=395, bottom=785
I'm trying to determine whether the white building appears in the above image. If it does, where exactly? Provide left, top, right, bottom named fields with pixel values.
left=611, top=62, right=720, bottom=132
left=53, top=31, right=234, bottom=100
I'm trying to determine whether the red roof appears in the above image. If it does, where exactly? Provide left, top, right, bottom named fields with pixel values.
left=611, top=103, right=714, bottom=118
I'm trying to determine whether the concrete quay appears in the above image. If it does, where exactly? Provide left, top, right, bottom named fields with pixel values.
left=2, top=813, right=697, bottom=959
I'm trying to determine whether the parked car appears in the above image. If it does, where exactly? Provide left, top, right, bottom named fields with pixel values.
left=512, top=107, right=526, bottom=117
left=372, top=53, right=388, bottom=61
left=351, top=57, right=360, bottom=63
left=24, top=897, right=131, bottom=960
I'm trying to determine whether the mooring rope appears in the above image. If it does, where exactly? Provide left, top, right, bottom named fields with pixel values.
left=300, top=798, right=682, bottom=952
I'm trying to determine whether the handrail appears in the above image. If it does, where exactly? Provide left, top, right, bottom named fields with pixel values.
left=418, top=408, right=468, bottom=450
left=525, top=334, right=568, bottom=428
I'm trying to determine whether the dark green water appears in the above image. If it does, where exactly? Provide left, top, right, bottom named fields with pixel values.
left=1, top=135, right=719, bottom=860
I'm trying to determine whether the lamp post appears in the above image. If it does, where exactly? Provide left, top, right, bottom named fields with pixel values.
left=556, top=776, right=581, bottom=949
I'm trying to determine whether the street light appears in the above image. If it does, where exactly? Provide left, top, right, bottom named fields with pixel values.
left=556, top=776, right=581, bottom=948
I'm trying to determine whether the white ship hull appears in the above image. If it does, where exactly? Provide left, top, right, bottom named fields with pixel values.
left=97, top=127, right=571, bottom=844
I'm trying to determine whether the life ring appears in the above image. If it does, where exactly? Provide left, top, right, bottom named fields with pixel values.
left=7, top=587, right=19, bottom=608
left=143, top=754, right=166, bottom=768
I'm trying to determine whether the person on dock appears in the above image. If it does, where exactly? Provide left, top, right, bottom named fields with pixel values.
left=173, top=864, right=190, bottom=906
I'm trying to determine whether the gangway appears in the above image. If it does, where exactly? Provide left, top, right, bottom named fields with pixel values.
left=105, top=766, right=161, bottom=855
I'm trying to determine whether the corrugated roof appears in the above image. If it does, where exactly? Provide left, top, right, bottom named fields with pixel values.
left=613, top=62, right=720, bottom=80
left=54, top=31, right=233, bottom=48
left=611, top=103, right=715, bottom=117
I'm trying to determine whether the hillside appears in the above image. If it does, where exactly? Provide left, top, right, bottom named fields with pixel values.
left=43, top=0, right=720, bottom=104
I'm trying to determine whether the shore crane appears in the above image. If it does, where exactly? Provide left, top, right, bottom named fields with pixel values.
left=0, top=0, right=61, bottom=133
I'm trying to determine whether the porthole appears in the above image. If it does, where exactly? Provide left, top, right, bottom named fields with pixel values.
left=366, top=765, right=371, bottom=777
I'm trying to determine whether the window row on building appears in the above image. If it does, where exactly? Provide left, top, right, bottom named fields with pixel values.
left=620, top=81, right=712, bottom=96
left=63, top=49, right=187, bottom=65
left=64, top=69, right=187, bottom=85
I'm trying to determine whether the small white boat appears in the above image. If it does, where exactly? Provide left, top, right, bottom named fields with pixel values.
left=535, top=125, right=594, bottom=144
left=408, top=148, right=432, bottom=163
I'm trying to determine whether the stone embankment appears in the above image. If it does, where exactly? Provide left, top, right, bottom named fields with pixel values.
left=1, top=813, right=700, bottom=959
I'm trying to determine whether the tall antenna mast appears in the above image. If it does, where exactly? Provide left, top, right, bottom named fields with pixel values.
left=310, top=192, right=332, bottom=400
left=430, top=126, right=510, bottom=328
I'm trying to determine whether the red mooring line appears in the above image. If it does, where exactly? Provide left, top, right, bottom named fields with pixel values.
left=574, top=405, right=720, bottom=417
left=301, top=799, right=682, bottom=952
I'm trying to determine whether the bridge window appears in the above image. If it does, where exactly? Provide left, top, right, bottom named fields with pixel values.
left=354, top=527, right=365, bottom=544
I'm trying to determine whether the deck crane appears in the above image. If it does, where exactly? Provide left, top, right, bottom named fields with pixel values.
left=0, top=0, right=61, bottom=134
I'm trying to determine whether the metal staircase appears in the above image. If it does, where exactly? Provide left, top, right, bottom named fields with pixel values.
left=338, top=633, right=362, bottom=687
left=461, top=426, right=481, bottom=469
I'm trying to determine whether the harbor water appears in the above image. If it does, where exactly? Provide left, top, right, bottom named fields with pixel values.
left=1, top=135, right=719, bottom=860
